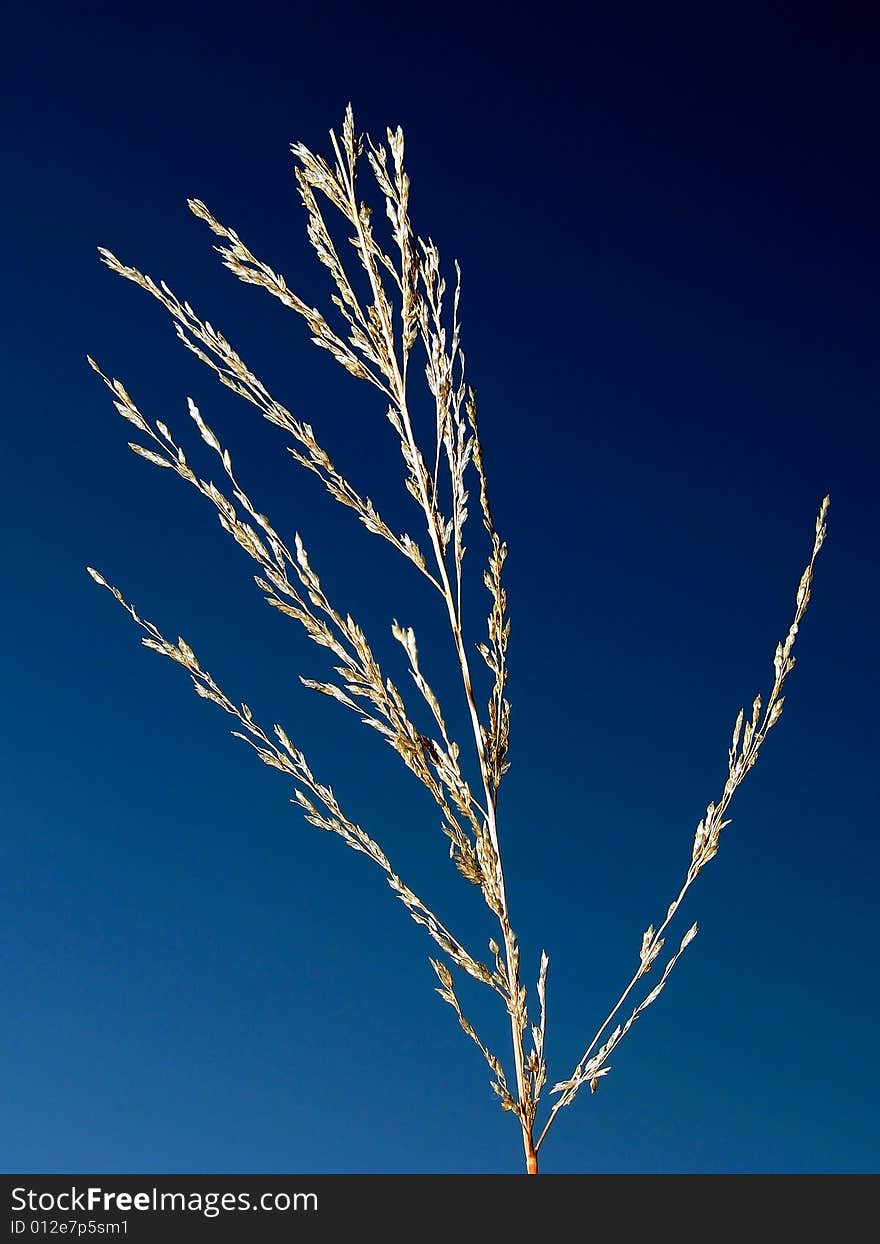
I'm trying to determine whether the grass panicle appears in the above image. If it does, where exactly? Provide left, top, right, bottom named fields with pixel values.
left=88, top=107, right=829, bottom=1173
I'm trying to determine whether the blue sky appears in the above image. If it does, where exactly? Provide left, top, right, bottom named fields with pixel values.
left=3, top=2, right=877, bottom=1173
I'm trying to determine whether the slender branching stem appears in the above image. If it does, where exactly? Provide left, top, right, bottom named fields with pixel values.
left=88, top=107, right=827, bottom=1177
left=334, top=130, right=533, bottom=1163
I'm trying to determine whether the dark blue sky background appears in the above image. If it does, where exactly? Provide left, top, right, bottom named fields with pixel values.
left=3, top=2, right=877, bottom=1173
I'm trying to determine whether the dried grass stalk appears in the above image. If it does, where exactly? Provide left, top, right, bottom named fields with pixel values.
left=88, top=107, right=829, bottom=1173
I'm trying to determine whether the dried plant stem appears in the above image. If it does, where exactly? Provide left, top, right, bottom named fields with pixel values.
left=426, top=472, right=533, bottom=1167
left=534, top=870, right=694, bottom=1153
left=88, top=106, right=828, bottom=1174
left=383, top=305, right=534, bottom=1166
left=330, top=132, right=533, bottom=1164
left=537, top=496, right=830, bottom=1152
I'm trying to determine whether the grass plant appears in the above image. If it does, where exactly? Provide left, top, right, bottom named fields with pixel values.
left=87, top=108, right=829, bottom=1173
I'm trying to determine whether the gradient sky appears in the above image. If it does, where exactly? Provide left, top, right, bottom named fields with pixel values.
left=3, top=2, right=878, bottom=1174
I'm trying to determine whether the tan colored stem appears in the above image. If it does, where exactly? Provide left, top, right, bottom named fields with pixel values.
left=340, top=151, right=533, bottom=1163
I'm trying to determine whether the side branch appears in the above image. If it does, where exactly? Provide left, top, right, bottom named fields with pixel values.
left=85, top=568, right=497, bottom=994
left=94, top=251, right=438, bottom=590
left=88, top=361, right=485, bottom=864
left=535, top=496, right=830, bottom=1151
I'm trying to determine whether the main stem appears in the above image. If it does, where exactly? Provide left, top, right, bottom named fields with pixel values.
left=343, top=168, right=535, bottom=1169
left=400, top=414, right=536, bottom=1171
left=438, top=553, right=537, bottom=1174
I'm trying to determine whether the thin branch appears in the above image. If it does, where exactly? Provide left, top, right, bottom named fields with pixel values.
left=535, top=495, right=830, bottom=1151
left=86, top=567, right=497, bottom=993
